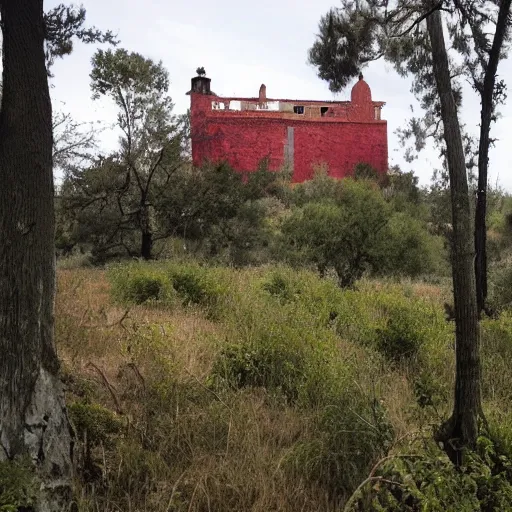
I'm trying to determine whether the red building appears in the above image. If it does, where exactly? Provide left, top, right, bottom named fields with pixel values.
left=188, top=74, right=388, bottom=183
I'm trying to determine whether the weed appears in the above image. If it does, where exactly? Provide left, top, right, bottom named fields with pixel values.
left=0, top=458, right=38, bottom=512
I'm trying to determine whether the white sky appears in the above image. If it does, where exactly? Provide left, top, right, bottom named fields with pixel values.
left=48, top=0, right=512, bottom=190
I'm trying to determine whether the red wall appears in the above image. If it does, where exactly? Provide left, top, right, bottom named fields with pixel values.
left=293, top=122, right=388, bottom=182
left=190, top=83, right=388, bottom=183
left=205, top=118, right=286, bottom=171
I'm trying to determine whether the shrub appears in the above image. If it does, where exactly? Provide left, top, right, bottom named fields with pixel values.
left=68, top=402, right=123, bottom=447
left=261, top=272, right=297, bottom=303
left=375, top=304, right=427, bottom=362
left=68, top=401, right=123, bottom=480
left=125, top=275, right=163, bottom=304
left=281, top=180, right=391, bottom=287
left=171, top=270, right=208, bottom=306
left=353, top=162, right=381, bottom=182
left=210, top=292, right=341, bottom=405
left=377, top=213, right=448, bottom=278
left=169, top=264, right=229, bottom=317
left=348, top=437, right=512, bottom=511
left=0, top=459, right=38, bottom=512
left=212, top=341, right=305, bottom=402
left=489, top=262, right=512, bottom=313
left=413, top=371, right=447, bottom=410
left=481, top=313, right=512, bottom=402
left=108, top=263, right=171, bottom=305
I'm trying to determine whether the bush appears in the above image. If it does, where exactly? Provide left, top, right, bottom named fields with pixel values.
left=210, top=287, right=341, bottom=404
left=353, top=162, right=381, bottom=182
left=0, top=459, right=38, bottom=512
left=375, top=304, right=427, bottom=362
left=282, top=180, right=391, bottom=287
left=169, top=264, right=229, bottom=317
left=68, top=402, right=123, bottom=448
left=481, top=313, right=512, bottom=402
left=68, top=402, right=123, bottom=479
left=348, top=437, right=512, bottom=511
left=212, top=340, right=306, bottom=402
left=261, top=271, right=297, bottom=303
left=108, top=263, right=172, bottom=305
left=378, top=213, right=448, bottom=278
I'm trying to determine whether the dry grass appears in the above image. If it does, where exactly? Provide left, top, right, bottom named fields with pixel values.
left=56, top=269, right=339, bottom=511
left=55, top=266, right=453, bottom=511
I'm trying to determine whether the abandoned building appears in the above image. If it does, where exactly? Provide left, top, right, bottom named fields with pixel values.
left=187, top=73, right=388, bottom=183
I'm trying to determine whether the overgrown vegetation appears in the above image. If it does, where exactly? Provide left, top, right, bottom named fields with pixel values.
left=55, top=259, right=512, bottom=510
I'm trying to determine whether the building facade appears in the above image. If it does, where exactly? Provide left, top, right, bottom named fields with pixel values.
left=188, top=74, right=388, bottom=182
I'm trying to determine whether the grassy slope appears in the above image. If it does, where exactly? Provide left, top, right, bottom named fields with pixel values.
left=56, top=264, right=512, bottom=511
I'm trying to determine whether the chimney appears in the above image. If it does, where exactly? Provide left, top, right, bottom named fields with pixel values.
left=190, top=75, right=211, bottom=95
left=259, top=84, right=267, bottom=103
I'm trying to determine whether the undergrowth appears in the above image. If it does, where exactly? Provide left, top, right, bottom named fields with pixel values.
left=51, top=262, right=512, bottom=511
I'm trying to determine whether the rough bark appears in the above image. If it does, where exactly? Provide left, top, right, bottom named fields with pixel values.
left=427, top=10, right=482, bottom=461
left=140, top=231, right=153, bottom=260
left=0, top=0, right=72, bottom=509
left=474, top=0, right=512, bottom=316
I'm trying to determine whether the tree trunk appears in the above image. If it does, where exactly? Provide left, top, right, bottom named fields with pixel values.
left=427, top=10, right=482, bottom=461
left=0, top=0, right=72, bottom=509
left=141, top=231, right=153, bottom=260
left=138, top=198, right=153, bottom=260
left=474, top=0, right=512, bottom=316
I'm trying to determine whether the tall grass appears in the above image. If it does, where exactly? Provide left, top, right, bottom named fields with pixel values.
left=54, top=262, right=512, bottom=511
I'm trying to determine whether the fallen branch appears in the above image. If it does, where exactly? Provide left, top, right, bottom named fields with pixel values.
left=86, top=361, right=122, bottom=414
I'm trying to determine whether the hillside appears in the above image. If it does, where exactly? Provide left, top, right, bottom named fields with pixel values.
left=55, top=262, right=512, bottom=511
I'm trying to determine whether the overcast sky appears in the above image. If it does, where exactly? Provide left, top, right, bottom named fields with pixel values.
left=48, top=0, right=512, bottom=189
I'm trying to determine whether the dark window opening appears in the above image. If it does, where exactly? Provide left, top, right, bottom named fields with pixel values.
left=321, top=107, right=329, bottom=116
left=293, top=105, right=304, bottom=114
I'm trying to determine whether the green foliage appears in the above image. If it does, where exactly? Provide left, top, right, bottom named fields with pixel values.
left=375, top=304, right=428, bottom=362
left=413, top=371, right=447, bottom=409
left=489, top=263, right=512, bottom=313
left=157, top=161, right=283, bottom=265
left=109, top=263, right=172, bottom=305
left=0, top=459, right=38, bottom=512
left=378, top=213, right=447, bottom=278
left=262, top=272, right=296, bottom=303
left=210, top=301, right=339, bottom=403
left=212, top=341, right=306, bottom=402
left=288, top=166, right=343, bottom=206
left=353, top=162, right=380, bottom=182
left=108, top=261, right=231, bottom=315
left=44, top=4, right=117, bottom=71
left=385, top=167, right=422, bottom=210
left=481, top=313, right=512, bottom=402
left=68, top=401, right=123, bottom=448
left=282, top=178, right=391, bottom=287
left=68, top=401, right=124, bottom=481
left=58, top=48, right=183, bottom=260
left=68, top=261, right=512, bottom=509
left=91, top=48, right=169, bottom=100
left=280, top=173, right=445, bottom=284
left=331, top=284, right=452, bottom=389
left=170, top=265, right=226, bottom=311
left=348, top=437, right=512, bottom=511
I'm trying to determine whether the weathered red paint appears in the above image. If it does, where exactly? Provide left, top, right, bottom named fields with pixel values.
left=188, top=75, right=388, bottom=182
